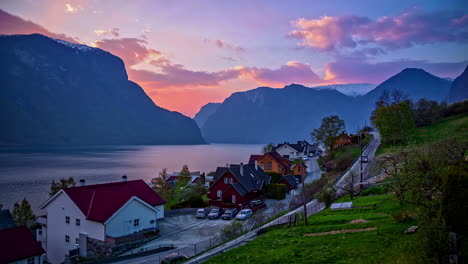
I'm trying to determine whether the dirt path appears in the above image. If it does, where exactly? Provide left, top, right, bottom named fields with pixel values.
left=304, top=227, right=377, bottom=237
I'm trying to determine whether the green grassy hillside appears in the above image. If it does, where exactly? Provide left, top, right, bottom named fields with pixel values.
left=207, top=194, right=420, bottom=264
left=378, top=113, right=468, bottom=154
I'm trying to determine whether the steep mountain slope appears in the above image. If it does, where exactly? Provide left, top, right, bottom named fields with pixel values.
left=0, top=34, right=205, bottom=145
left=448, top=65, right=468, bottom=103
left=202, top=69, right=454, bottom=144
left=201, top=84, right=360, bottom=143
left=193, top=103, right=221, bottom=128
left=313, top=83, right=377, bottom=97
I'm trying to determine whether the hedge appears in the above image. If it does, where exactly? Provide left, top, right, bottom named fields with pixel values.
left=264, top=183, right=288, bottom=200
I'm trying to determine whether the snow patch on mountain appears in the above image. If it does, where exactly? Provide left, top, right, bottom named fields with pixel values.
left=312, top=83, right=378, bottom=97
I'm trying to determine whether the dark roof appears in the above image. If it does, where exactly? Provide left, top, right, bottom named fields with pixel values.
left=273, top=140, right=311, bottom=153
left=0, top=226, right=45, bottom=263
left=56, top=180, right=165, bottom=223
left=166, top=175, right=199, bottom=184
left=212, top=164, right=271, bottom=195
left=266, top=152, right=292, bottom=169
left=280, top=175, right=298, bottom=188
left=0, top=210, right=17, bottom=230
left=248, top=155, right=262, bottom=164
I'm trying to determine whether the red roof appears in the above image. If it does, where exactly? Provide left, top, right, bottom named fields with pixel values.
left=63, top=180, right=165, bottom=223
left=0, top=226, right=45, bottom=263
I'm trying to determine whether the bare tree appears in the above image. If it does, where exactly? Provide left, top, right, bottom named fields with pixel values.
left=391, top=89, right=409, bottom=104
left=377, top=152, right=409, bottom=205
left=339, top=171, right=359, bottom=199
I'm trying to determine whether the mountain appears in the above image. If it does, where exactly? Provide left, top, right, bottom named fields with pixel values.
left=193, top=103, right=221, bottom=128
left=0, top=34, right=205, bottom=145
left=312, top=83, right=377, bottom=97
left=448, top=65, right=468, bottom=103
left=201, top=68, right=454, bottom=144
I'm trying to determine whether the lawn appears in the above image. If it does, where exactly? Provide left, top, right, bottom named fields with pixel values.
left=206, top=193, right=420, bottom=264
left=377, top=113, right=468, bottom=155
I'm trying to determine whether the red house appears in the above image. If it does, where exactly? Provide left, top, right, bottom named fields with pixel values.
left=208, top=163, right=271, bottom=209
left=333, top=133, right=352, bottom=149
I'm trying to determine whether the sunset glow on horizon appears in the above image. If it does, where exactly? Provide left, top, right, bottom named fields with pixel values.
left=1, top=0, right=467, bottom=117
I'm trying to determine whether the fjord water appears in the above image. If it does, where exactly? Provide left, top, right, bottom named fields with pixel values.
left=0, top=144, right=261, bottom=212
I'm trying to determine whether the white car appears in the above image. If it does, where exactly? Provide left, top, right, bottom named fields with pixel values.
left=236, top=209, right=253, bottom=220
left=302, top=156, right=309, bottom=161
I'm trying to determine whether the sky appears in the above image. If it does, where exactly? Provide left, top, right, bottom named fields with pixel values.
left=0, top=0, right=467, bottom=117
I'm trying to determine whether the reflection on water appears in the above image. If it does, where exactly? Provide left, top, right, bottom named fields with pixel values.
left=0, top=144, right=262, bottom=212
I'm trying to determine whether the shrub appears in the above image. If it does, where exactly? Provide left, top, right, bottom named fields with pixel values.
left=336, top=155, right=354, bottom=171
left=264, top=183, right=288, bottom=200
left=222, top=221, right=244, bottom=240
left=393, top=210, right=413, bottom=223
left=266, top=172, right=282, bottom=183
left=361, top=185, right=388, bottom=196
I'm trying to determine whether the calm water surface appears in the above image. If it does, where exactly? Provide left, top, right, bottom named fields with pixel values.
left=0, top=144, right=262, bottom=212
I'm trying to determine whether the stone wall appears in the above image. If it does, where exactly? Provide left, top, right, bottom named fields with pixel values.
left=86, top=235, right=159, bottom=259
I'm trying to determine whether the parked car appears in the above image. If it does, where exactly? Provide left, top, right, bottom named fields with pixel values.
left=195, top=208, right=206, bottom=219
left=236, top=209, right=253, bottom=220
left=160, top=253, right=188, bottom=264
left=249, top=199, right=266, bottom=211
left=362, top=155, right=369, bottom=163
left=208, top=208, right=224, bottom=219
left=302, top=156, right=309, bottom=161
left=221, top=208, right=239, bottom=220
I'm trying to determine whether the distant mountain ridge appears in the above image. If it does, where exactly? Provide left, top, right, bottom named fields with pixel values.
left=193, top=103, right=221, bottom=128
left=448, top=65, right=468, bottom=103
left=0, top=34, right=205, bottom=145
left=313, top=83, right=377, bottom=97
left=200, top=68, right=463, bottom=144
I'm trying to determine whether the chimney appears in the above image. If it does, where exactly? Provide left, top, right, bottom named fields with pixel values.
left=122, top=175, right=127, bottom=182
left=254, top=160, right=258, bottom=171
left=79, top=179, right=86, bottom=186
left=240, top=163, right=244, bottom=176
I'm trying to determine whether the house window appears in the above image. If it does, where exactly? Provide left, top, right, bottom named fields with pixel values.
left=268, top=162, right=272, bottom=170
left=133, top=219, right=139, bottom=227
left=232, top=195, right=236, bottom=203
left=76, top=238, right=80, bottom=245
left=224, top=177, right=228, bottom=184
left=27, top=257, right=35, bottom=264
left=76, top=218, right=81, bottom=226
left=229, top=178, right=233, bottom=184
left=261, top=162, right=264, bottom=169
left=217, top=190, right=222, bottom=197
left=65, top=235, right=70, bottom=243
left=65, top=216, right=70, bottom=224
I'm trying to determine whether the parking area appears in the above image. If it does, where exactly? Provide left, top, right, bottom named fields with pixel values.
left=124, top=212, right=238, bottom=254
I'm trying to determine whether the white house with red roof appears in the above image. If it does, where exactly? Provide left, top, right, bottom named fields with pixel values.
left=37, top=177, right=165, bottom=264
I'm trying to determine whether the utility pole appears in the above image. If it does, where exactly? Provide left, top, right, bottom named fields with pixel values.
left=359, top=122, right=365, bottom=191
left=301, top=176, right=308, bottom=226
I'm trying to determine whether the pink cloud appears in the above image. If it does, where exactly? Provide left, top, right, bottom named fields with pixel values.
left=94, top=28, right=120, bottom=37
left=238, top=61, right=322, bottom=86
left=289, top=8, right=468, bottom=53
left=0, top=9, right=79, bottom=43
left=204, top=38, right=246, bottom=53
left=93, top=38, right=162, bottom=67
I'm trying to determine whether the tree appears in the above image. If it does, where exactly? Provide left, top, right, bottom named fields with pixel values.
left=152, top=169, right=173, bottom=202
left=376, top=153, right=409, bottom=205
left=177, top=165, right=192, bottom=187
left=372, top=101, right=415, bottom=144
left=412, top=99, right=445, bottom=127
left=315, top=181, right=337, bottom=208
left=12, top=198, right=36, bottom=228
left=262, top=143, right=275, bottom=154
left=339, top=171, right=359, bottom=200
left=50, top=177, right=76, bottom=196
left=311, top=115, right=345, bottom=151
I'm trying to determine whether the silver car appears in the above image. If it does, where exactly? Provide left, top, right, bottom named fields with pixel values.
left=236, top=209, right=253, bottom=220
